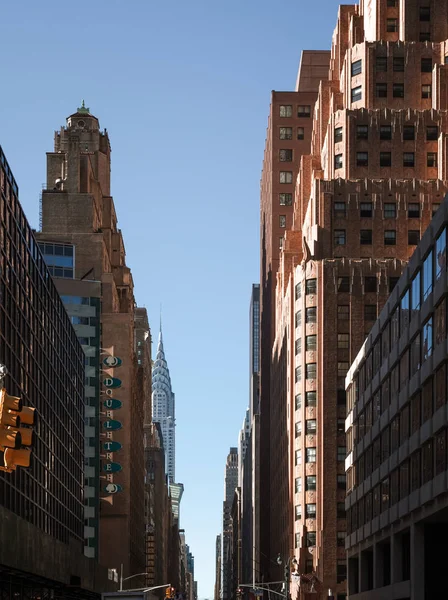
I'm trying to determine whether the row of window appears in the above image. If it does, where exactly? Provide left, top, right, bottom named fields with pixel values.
left=296, top=361, right=349, bottom=382
left=334, top=228, right=420, bottom=246
left=336, top=151, right=436, bottom=171
left=296, top=333, right=349, bottom=354
left=351, top=56, right=434, bottom=78
left=351, top=124, right=438, bottom=142
left=280, top=127, right=305, bottom=140
left=295, top=415, right=345, bottom=436
left=351, top=83, right=432, bottom=104
left=334, top=200, right=433, bottom=219
left=279, top=105, right=311, bottom=118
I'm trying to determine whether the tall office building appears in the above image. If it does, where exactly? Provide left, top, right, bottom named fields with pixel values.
left=345, top=196, right=448, bottom=599
left=215, top=534, right=222, bottom=600
left=152, top=326, right=176, bottom=483
left=36, top=104, right=146, bottom=583
left=0, top=145, right=111, bottom=597
left=222, top=448, right=238, bottom=600
left=259, top=0, right=448, bottom=597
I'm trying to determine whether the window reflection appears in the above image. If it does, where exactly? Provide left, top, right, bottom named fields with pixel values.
left=435, top=228, right=447, bottom=281
left=422, top=318, right=433, bottom=361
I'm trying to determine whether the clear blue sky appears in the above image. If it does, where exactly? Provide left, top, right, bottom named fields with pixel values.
left=0, top=1, right=342, bottom=597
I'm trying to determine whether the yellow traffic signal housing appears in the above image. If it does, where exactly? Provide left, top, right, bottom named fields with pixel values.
left=0, top=388, right=35, bottom=472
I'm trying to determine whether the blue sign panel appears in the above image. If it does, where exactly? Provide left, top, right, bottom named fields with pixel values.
left=104, top=398, right=122, bottom=410
left=103, top=356, right=123, bottom=368
left=103, top=420, right=122, bottom=431
left=104, top=483, right=123, bottom=494
left=103, top=462, right=122, bottom=473
left=103, top=377, right=122, bottom=388
left=103, top=441, right=123, bottom=452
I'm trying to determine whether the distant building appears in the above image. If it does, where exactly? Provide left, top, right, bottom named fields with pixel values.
left=346, top=197, right=448, bottom=598
left=215, top=534, right=222, bottom=600
left=222, top=448, right=238, bottom=600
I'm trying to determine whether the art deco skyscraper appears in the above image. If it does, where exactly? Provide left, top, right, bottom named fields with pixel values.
left=152, top=326, right=176, bottom=482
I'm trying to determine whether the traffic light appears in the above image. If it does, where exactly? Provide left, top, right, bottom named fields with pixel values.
left=0, top=389, right=35, bottom=472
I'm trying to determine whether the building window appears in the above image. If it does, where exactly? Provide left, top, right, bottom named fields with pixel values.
left=295, top=505, right=302, bottom=520
left=295, top=533, right=301, bottom=549
left=337, top=446, right=347, bottom=462
left=365, top=305, right=377, bottom=321
left=295, top=477, right=302, bottom=493
left=376, top=83, right=387, bottom=98
left=306, top=335, right=317, bottom=351
left=351, top=59, right=362, bottom=76
left=279, top=215, right=286, bottom=228
left=338, top=305, right=349, bottom=320
left=427, top=152, right=438, bottom=167
left=408, top=230, right=420, bottom=245
left=279, top=127, right=292, bottom=140
left=295, top=394, right=302, bottom=410
left=337, top=475, right=346, bottom=490
left=435, top=229, right=447, bottom=281
left=357, top=124, right=368, bottom=139
left=422, top=84, right=432, bottom=99
left=351, top=86, right=362, bottom=102
left=380, top=125, right=392, bottom=140
left=393, top=56, right=404, bottom=71
left=295, top=310, right=301, bottom=327
left=306, top=391, right=317, bottom=407
left=421, top=57, right=432, bottom=72
left=393, top=83, right=404, bottom=98
left=334, top=229, right=346, bottom=245
left=295, top=366, right=302, bottom=383
left=306, top=363, right=317, bottom=379
left=389, top=277, right=399, bottom=292
left=333, top=126, right=343, bottom=144
left=365, top=277, right=377, bottom=292
left=295, top=422, right=302, bottom=437
left=280, top=193, right=293, bottom=206
left=298, top=105, right=311, bottom=118
left=380, top=152, right=392, bottom=166
left=280, top=105, right=292, bottom=117
left=306, top=419, right=317, bottom=435
left=427, top=126, right=438, bottom=140
left=337, top=503, right=346, bottom=518
left=337, top=532, right=346, bottom=547
left=403, top=152, right=415, bottom=167
left=433, top=203, right=441, bottom=215
left=360, top=229, right=373, bottom=245
left=423, top=250, right=433, bottom=301
left=334, top=202, right=346, bottom=217
left=384, top=203, right=396, bottom=218
left=306, top=532, right=316, bottom=547
left=420, top=6, right=430, bottom=21
left=295, top=338, right=302, bottom=355
left=306, top=307, right=317, bottom=323
left=357, top=152, right=369, bottom=167
left=280, top=149, right=293, bottom=162
left=408, top=203, right=420, bottom=218
left=306, top=475, right=316, bottom=491
left=335, top=154, right=343, bottom=170
left=338, top=333, right=349, bottom=349
left=337, top=418, right=345, bottom=432
left=387, top=18, right=398, bottom=32
left=422, top=318, right=433, bottom=361
left=337, top=561, right=347, bottom=583
left=295, top=449, right=302, bottom=465
left=387, top=0, right=397, bottom=5
left=39, top=242, right=75, bottom=279
left=297, top=127, right=305, bottom=140
left=306, top=448, right=317, bottom=463
left=384, top=230, right=397, bottom=245
left=306, top=279, right=317, bottom=295
left=403, top=125, right=415, bottom=140
left=376, top=56, right=388, bottom=72
left=306, top=504, right=316, bottom=519
left=279, top=237, right=284, bottom=249
left=420, top=31, right=431, bottom=42
left=295, top=282, right=302, bottom=300
left=338, top=362, right=349, bottom=377
left=338, top=277, right=350, bottom=292
left=280, top=171, right=293, bottom=184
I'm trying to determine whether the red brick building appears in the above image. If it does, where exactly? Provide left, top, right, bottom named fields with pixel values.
left=258, top=1, right=448, bottom=598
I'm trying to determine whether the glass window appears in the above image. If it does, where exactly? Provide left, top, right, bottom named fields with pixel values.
left=306, top=419, right=317, bottom=434
left=298, top=105, right=311, bottom=117
left=420, top=31, right=431, bottom=42
left=380, top=125, right=392, bottom=139
left=423, top=250, right=433, bottom=301
left=297, top=127, right=305, bottom=140
left=295, top=505, right=302, bottom=520
left=427, top=152, right=438, bottom=167
left=422, top=84, right=432, bottom=99
left=422, top=378, right=433, bottom=424
left=280, top=171, right=293, bottom=184
left=365, top=305, right=377, bottom=321
left=393, top=83, right=404, bottom=98
left=280, top=105, right=292, bottom=117
left=335, top=154, right=343, bottom=170
left=337, top=502, right=346, bottom=518
left=376, top=83, right=387, bottom=98
left=295, top=394, right=302, bottom=410
left=295, top=477, right=302, bottom=493
left=360, top=229, right=373, bottom=245
left=351, top=86, right=362, bottom=102
left=380, top=152, right=392, bottom=167
left=60, top=295, right=90, bottom=305
left=411, top=271, right=421, bottom=312
left=338, top=277, right=349, bottom=292
left=360, top=202, right=373, bottom=217
left=306, top=335, right=317, bottom=351
left=295, top=449, right=302, bottom=465
left=295, top=283, right=302, bottom=300
left=408, top=230, right=420, bottom=245
left=357, top=152, right=369, bottom=167
left=420, top=6, right=430, bottom=21
left=423, top=318, right=433, bottom=361
left=427, top=126, right=438, bottom=140
left=351, top=60, right=362, bottom=76
left=401, top=289, right=410, bottom=332
left=295, top=533, right=301, bottom=548
left=338, top=362, right=349, bottom=377
left=306, top=475, right=316, bottom=491
left=295, top=365, right=302, bottom=383
left=403, top=152, right=415, bottom=167
left=435, top=429, right=447, bottom=475
left=306, top=307, right=317, bottom=323
left=410, top=334, right=421, bottom=376
left=306, top=279, right=317, bottom=295
left=306, top=448, right=317, bottom=463
left=403, top=125, right=415, bottom=140
left=279, top=193, right=293, bottom=206
left=433, top=203, right=441, bottom=215
left=295, top=421, right=302, bottom=437
left=387, top=18, right=398, bottom=32
left=307, top=532, right=316, bottom=547
left=408, top=203, right=420, bottom=218
left=334, top=229, right=346, bottom=245
left=306, top=391, right=317, bottom=407
left=334, top=202, right=346, bottom=217
left=384, top=203, right=396, bottom=218
left=279, top=215, right=286, bottom=228
left=306, top=503, right=316, bottom=518
left=279, top=149, right=293, bottom=162
left=435, top=228, right=447, bottom=281
left=393, top=56, right=404, bottom=72
left=334, top=127, right=343, bottom=143
left=376, top=56, right=388, bottom=71
left=279, top=127, right=292, bottom=140
left=295, top=338, right=302, bottom=355
left=338, top=446, right=346, bottom=462
left=338, top=333, right=349, bottom=349
left=435, top=299, right=446, bottom=346
left=384, top=230, right=396, bottom=245
left=365, top=277, right=377, bottom=293
left=357, top=125, right=368, bottom=139
left=421, top=57, right=432, bottom=72
left=306, top=363, right=316, bottom=379
left=338, top=305, right=350, bottom=320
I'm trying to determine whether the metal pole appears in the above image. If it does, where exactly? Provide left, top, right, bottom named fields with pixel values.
left=284, top=563, right=290, bottom=600
left=120, top=564, right=123, bottom=591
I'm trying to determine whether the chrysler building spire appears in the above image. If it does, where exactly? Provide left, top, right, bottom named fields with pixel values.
left=152, top=322, right=175, bottom=482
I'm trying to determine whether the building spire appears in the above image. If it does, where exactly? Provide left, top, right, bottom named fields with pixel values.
left=77, top=99, right=90, bottom=114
